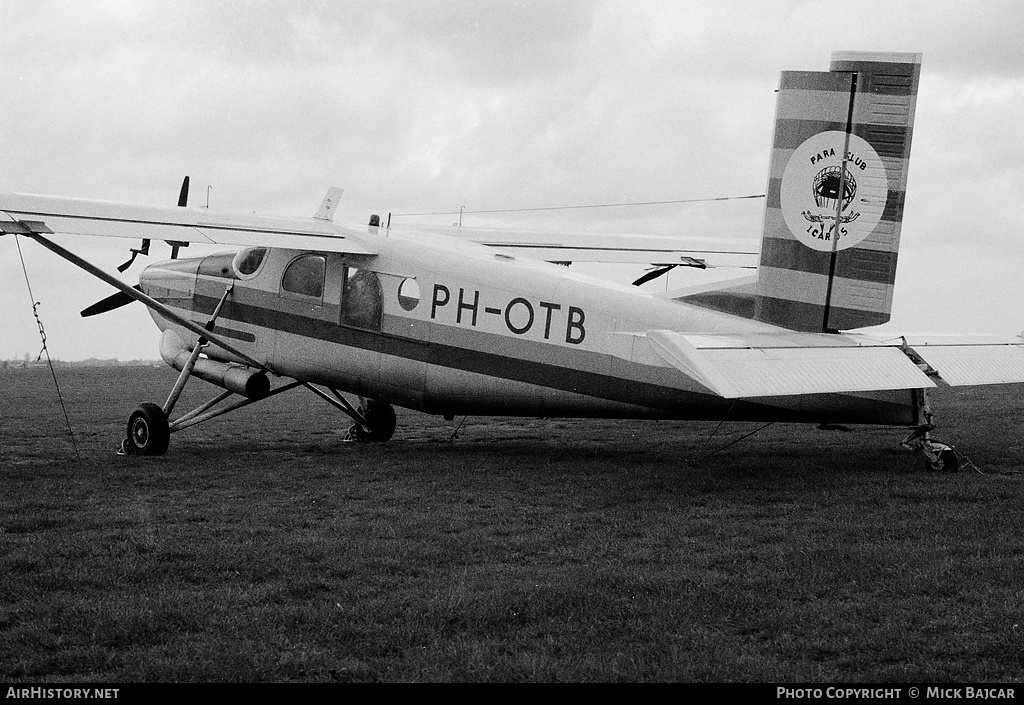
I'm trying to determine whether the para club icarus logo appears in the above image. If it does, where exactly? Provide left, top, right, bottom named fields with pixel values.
left=780, top=131, right=888, bottom=252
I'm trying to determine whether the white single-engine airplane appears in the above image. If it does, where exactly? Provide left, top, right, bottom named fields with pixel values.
left=4, top=51, right=1024, bottom=469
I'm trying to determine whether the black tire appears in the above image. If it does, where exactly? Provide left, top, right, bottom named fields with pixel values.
left=937, top=448, right=960, bottom=473
left=349, top=399, right=397, bottom=442
left=925, top=447, right=960, bottom=473
left=125, top=403, right=170, bottom=456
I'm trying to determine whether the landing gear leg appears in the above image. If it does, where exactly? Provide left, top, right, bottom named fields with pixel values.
left=119, top=285, right=235, bottom=457
left=299, top=384, right=397, bottom=443
left=901, top=388, right=960, bottom=472
left=902, top=427, right=960, bottom=472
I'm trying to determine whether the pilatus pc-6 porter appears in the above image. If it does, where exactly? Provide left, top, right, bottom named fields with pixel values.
left=3, top=51, right=1023, bottom=469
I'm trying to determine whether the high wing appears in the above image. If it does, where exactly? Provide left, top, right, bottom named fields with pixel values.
left=0, top=192, right=377, bottom=255
left=412, top=225, right=758, bottom=267
left=0, top=189, right=378, bottom=373
left=603, top=330, right=1024, bottom=399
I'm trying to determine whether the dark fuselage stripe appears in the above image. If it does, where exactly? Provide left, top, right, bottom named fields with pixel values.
left=156, top=291, right=916, bottom=424
left=177, top=293, right=735, bottom=415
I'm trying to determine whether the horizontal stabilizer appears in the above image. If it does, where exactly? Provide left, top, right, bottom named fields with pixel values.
left=645, top=330, right=935, bottom=398
left=904, top=338, right=1024, bottom=386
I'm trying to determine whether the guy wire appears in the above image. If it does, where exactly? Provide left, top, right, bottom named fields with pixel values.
left=391, top=193, right=765, bottom=218
left=14, top=234, right=83, bottom=466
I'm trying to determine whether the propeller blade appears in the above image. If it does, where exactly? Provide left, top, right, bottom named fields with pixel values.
left=80, top=285, right=142, bottom=317
left=116, top=240, right=150, bottom=272
left=171, top=176, right=191, bottom=259
left=178, top=175, right=190, bottom=207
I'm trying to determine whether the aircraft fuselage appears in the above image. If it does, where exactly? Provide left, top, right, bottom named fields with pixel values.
left=140, top=226, right=919, bottom=426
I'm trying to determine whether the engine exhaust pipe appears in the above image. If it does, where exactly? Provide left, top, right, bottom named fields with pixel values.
left=160, top=330, right=269, bottom=399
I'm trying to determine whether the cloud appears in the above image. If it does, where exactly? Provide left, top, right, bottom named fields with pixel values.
left=1, top=0, right=1023, bottom=362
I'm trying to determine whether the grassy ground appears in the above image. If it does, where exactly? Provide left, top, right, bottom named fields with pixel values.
left=1, top=366, right=1023, bottom=682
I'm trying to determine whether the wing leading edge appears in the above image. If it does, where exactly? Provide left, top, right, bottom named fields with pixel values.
left=420, top=226, right=758, bottom=267
left=0, top=192, right=377, bottom=255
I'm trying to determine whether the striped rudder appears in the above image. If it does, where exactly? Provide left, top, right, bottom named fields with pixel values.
left=754, top=51, right=922, bottom=332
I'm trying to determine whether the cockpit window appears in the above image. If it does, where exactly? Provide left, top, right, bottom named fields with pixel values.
left=282, top=254, right=326, bottom=299
left=233, top=247, right=268, bottom=278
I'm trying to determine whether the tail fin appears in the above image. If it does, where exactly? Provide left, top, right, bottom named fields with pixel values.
left=753, top=51, right=922, bottom=332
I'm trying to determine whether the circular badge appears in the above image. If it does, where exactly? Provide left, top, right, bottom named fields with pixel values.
left=779, top=131, right=888, bottom=252
left=398, top=277, right=421, bottom=311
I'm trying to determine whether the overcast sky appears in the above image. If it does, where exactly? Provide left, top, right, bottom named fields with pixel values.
left=1, top=0, right=1023, bottom=361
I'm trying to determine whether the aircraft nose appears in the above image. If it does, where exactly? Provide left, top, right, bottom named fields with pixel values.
left=81, top=257, right=200, bottom=318
left=139, top=258, right=200, bottom=300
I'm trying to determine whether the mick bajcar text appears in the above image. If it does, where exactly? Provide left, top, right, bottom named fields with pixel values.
left=777, top=688, right=1015, bottom=699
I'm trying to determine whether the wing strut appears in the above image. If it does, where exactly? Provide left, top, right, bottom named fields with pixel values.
left=3, top=221, right=268, bottom=371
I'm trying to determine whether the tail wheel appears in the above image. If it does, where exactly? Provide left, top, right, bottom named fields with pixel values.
left=926, top=447, right=960, bottom=473
left=348, top=399, right=397, bottom=442
left=125, top=402, right=170, bottom=456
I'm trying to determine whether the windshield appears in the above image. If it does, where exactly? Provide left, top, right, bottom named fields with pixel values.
left=232, top=247, right=268, bottom=278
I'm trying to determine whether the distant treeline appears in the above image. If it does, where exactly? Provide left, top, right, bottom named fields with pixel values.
left=1, top=358, right=162, bottom=368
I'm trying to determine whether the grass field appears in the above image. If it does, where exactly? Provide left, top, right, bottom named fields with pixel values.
left=1, top=365, right=1023, bottom=682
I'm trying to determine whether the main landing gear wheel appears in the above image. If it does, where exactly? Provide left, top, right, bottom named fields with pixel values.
left=346, top=398, right=397, bottom=443
left=124, top=402, right=170, bottom=456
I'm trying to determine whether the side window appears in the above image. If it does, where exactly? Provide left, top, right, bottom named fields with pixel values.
left=341, top=267, right=383, bottom=331
left=281, top=254, right=326, bottom=300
